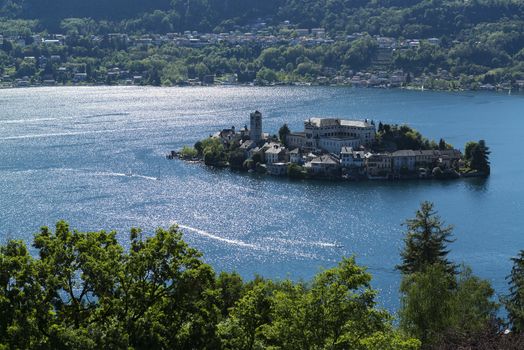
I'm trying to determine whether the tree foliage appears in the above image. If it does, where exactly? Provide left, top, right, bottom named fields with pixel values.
left=399, top=264, right=498, bottom=346
left=504, top=250, right=524, bottom=332
left=1, top=1, right=524, bottom=87
left=278, top=123, right=290, bottom=146
left=0, top=221, right=420, bottom=349
left=469, top=139, right=491, bottom=175
left=397, top=201, right=456, bottom=275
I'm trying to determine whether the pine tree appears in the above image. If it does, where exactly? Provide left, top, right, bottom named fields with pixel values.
left=397, top=201, right=457, bottom=275
left=504, top=251, right=524, bottom=332
left=470, top=139, right=491, bottom=175
left=438, top=138, right=446, bottom=150
left=278, top=124, right=290, bottom=146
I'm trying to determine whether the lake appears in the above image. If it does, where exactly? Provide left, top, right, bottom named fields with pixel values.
left=0, top=86, right=523, bottom=310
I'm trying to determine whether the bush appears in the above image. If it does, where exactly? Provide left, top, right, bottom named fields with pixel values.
left=287, top=163, right=305, bottom=179
left=180, top=145, right=198, bottom=159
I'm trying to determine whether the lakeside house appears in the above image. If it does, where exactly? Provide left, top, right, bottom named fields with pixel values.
left=305, top=154, right=340, bottom=176
left=340, top=147, right=365, bottom=169
left=265, top=144, right=288, bottom=164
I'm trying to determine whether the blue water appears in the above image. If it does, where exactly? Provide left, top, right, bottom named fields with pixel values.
left=0, top=86, right=523, bottom=310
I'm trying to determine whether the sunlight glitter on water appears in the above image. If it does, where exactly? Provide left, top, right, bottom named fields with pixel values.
left=1, top=86, right=523, bottom=310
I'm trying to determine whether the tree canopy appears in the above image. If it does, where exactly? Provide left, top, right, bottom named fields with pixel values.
left=397, top=201, right=456, bottom=275
left=0, top=220, right=419, bottom=349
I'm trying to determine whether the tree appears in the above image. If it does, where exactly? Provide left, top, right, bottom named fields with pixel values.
left=0, top=222, right=222, bottom=349
left=400, top=264, right=498, bottom=347
left=180, top=145, right=198, bottom=159
left=438, top=138, right=446, bottom=150
left=262, top=257, right=419, bottom=349
left=449, top=266, right=498, bottom=336
left=217, top=282, right=273, bottom=350
left=464, top=141, right=477, bottom=160
left=228, top=149, right=246, bottom=169
left=504, top=250, right=524, bottom=332
left=278, top=123, right=290, bottom=146
left=397, top=201, right=456, bottom=275
left=216, top=272, right=244, bottom=317
left=400, top=264, right=455, bottom=345
left=287, top=163, right=305, bottom=179
left=470, top=139, right=491, bottom=175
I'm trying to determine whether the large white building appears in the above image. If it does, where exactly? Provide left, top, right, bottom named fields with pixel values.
left=287, top=117, right=376, bottom=153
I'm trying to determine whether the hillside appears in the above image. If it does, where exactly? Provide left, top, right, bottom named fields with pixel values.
left=1, top=0, right=523, bottom=38
left=0, top=0, right=522, bottom=89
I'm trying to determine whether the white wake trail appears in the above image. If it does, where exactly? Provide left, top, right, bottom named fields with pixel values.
left=177, top=224, right=256, bottom=248
left=0, top=127, right=148, bottom=141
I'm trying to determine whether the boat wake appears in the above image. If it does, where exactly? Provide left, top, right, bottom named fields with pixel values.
left=0, top=127, right=148, bottom=141
left=271, top=237, right=343, bottom=249
left=93, top=171, right=158, bottom=181
left=177, top=224, right=257, bottom=248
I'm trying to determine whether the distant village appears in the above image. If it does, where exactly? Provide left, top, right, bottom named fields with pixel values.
left=1, top=18, right=521, bottom=91
left=170, top=111, right=487, bottom=181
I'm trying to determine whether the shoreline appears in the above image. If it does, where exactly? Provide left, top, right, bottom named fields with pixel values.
left=0, top=82, right=522, bottom=95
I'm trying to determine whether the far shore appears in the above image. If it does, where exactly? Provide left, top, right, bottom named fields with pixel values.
left=1, top=82, right=522, bottom=95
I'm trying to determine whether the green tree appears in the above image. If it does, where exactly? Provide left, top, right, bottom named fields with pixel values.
left=0, top=222, right=222, bottom=349
left=397, top=201, right=456, bottom=275
left=504, top=251, right=524, bottom=332
left=287, top=163, right=306, bottom=179
left=180, top=145, right=198, bottom=158
left=449, top=266, right=498, bottom=336
left=470, top=139, right=491, bottom=175
left=216, top=272, right=244, bottom=317
left=464, top=141, right=478, bottom=160
left=400, top=264, right=498, bottom=347
left=256, top=67, right=278, bottom=83
left=262, top=257, right=419, bottom=349
left=399, top=264, right=454, bottom=345
left=217, top=282, right=272, bottom=350
left=278, top=123, right=290, bottom=146
left=228, top=148, right=246, bottom=169
left=438, top=138, right=446, bottom=150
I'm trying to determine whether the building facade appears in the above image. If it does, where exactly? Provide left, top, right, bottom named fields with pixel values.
left=287, top=117, right=376, bottom=153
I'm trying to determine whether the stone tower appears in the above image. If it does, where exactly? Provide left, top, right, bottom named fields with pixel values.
left=249, top=111, right=262, bottom=143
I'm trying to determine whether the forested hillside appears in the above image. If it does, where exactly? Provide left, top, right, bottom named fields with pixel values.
left=1, top=0, right=523, bottom=37
left=0, top=0, right=523, bottom=89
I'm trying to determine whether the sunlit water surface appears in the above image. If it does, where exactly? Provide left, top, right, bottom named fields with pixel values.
left=1, top=86, right=523, bottom=311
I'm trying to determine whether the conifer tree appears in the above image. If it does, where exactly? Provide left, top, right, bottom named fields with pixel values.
left=470, top=139, right=491, bottom=175
left=397, top=201, right=456, bottom=275
left=504, top=250, right=524, bottom=332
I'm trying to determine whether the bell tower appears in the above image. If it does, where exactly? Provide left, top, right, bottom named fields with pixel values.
left=249, top=111, right=262, bottom=143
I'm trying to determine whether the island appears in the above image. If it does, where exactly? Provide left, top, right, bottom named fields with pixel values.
left=170, top=111, right=490, bottom=181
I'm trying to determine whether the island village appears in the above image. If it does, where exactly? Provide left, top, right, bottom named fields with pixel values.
left=171, top=111, right=490, bottom=180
